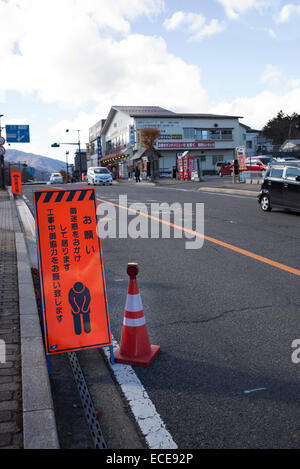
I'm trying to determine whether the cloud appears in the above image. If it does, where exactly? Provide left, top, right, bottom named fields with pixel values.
left=268, top=28, right=276, bottom=38
left=210, top=86, right=300, bottom=129
left=210, top=63, right=300, bottom=129
left=163, top=11, right=226, bottom=41
left=274, top=3, right=300, bottom=23
left=217, top=0, right=270, bottom=19
left=0, top=0, right=208, bottom=111
left=260, top=64, right=282, bottom=87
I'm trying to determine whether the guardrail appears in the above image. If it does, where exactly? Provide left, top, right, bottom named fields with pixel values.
left=240, top=171, right=265, bottom=184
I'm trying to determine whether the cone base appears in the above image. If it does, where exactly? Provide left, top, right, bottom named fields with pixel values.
left=114, top=344, right=160, bottom=367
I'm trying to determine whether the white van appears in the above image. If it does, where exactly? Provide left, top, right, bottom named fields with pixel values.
left=87, top=167, right=113, bottom=185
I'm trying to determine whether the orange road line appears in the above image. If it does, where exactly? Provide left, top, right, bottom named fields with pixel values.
left=97, top=197, right=300, bottom=278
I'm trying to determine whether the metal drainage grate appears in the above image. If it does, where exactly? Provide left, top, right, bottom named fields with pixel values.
left=68, top=351, right=107, bottom=449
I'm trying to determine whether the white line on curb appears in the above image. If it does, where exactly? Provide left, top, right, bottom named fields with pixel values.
left=103, top=337, right=177, bottom=450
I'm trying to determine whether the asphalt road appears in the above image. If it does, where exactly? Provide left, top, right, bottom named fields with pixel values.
left=22, top=180, right=300, bottom=449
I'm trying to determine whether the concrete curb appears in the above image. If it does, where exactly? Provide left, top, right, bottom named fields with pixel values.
left=12, top=196, right=60, bottom=448
left=198, top=187, right=260, bottom=197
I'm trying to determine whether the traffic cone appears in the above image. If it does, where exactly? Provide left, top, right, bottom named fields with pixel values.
left=114, top=263, right=160, bottom=367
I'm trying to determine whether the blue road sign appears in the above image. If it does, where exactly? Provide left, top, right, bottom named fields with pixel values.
left=6, top=125, right=30, bottom=143
left=27, top=167, right=35, bottom=175
left=97, top=136, right=102, bottom=160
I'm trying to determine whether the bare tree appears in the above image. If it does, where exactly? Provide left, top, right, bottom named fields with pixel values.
left=141, top=128, right=161, bottom=181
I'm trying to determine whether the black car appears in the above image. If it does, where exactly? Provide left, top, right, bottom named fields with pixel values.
left=258, top=161, right=300, bottom=212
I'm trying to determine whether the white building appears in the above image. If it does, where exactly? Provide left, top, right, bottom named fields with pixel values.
left=94, top=106, right=247, bottom=178
left=281, top=139, right=300, bottom=152
left=87, top=119, right=106, bottom=168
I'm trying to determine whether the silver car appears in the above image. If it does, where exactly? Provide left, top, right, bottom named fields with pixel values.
left=50, top=172, right=63, bottom=184
left=87, top=167, right=113, bottom=185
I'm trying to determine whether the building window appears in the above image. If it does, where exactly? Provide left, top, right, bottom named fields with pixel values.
left=212, top=155, right=224, bottom=164
left=210, top=129, right=221, bottom=140
left=196, top=129, right=209, bottom=140
left=183, top=128, right=194, bottom=139
left=221, top=129, right=232, bottom=140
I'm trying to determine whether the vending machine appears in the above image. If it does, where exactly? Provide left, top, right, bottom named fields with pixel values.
left=183, top=156, right=195, bottom=179
left=177, top=157, right=184, bottom=179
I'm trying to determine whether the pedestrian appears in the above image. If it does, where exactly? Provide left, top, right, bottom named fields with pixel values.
left=135, top=165, right=141, bottom=183
left=233, top=159, right=240, bottom=183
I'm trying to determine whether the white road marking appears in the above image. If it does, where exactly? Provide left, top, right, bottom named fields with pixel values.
left=104, top=336, right=177, bottom=449
left=243, top=388, right=267, bottom=394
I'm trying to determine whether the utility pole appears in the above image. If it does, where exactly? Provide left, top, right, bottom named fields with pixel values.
left=0, top=114, right=5, bottom=189
left=66, top=129, right=82, bottom=181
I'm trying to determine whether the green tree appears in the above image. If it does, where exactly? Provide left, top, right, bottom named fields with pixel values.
left=261, top=111, right=300, bottom=145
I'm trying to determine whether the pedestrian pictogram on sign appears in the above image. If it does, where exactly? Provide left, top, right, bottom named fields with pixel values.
left=11, top=169, right=22, bottom=194
left=33, top=188, right=112, bottom=355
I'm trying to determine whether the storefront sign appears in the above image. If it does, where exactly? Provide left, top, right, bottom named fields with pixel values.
left=11, top=169, right=22, bottom=194
left=97, top=136, right=102, bottom=160
left=159, top=135, right=183, bottom=140
left=34, top=188, right=112, bottom=355
left=157, top=141, right=215, bottom=150
left=236, top=146, right=246, bottom=170
left=129, top=125, right=135, bottom=146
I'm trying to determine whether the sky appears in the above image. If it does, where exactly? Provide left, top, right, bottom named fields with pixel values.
left=1, top=0, right=300, bottom=163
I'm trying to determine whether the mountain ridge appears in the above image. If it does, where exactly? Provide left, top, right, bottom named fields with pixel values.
left=4, top=149, right=68, bottom=180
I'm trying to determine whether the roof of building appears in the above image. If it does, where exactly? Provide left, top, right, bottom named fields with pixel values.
left=246, top=128, right=260, bottom=133
left=100, top=105, right=243, bottom=135
left=282, top=139, right=300, bottom=145
left=113, top=106, right=242, bottom=119
left=170, top=113, right=243, bottom=119
left=112, top=106, right=175, bottom=116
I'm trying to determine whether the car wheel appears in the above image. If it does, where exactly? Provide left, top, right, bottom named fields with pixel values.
left=260, top=194, right=272, bottom=212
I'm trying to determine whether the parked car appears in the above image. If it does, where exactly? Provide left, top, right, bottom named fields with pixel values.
left=87, top=166, right=113, bottom=185
left=275, top=156, right=299, bottom=162
left=219, top=158, right=270, bottom=177
left=246, top=156, right=276, bottom=166
left=219, top=161, right=234, bottom=176
left=258, top=161, right=300, bottom=212
left=49, top=172, right=63, bottom=184
left=215, top=161, right=227, bottom=175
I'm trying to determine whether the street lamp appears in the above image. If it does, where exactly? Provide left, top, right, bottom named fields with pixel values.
left=51, top=131, right=84, bottom=182
left=66, top=151, right=69, bottom=183
left=66, top=129, right=82, bottom=180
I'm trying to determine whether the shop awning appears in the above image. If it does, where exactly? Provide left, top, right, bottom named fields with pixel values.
left=133, top=147, right=146, bottom=160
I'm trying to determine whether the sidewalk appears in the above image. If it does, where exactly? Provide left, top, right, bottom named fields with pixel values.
left=117, top=176, right=261, bottom=195
left=0, top=190, right=23, bottom=449
left=0, top=189, right=58, bottom=449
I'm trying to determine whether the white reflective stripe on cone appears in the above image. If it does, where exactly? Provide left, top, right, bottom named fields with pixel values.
left=123, top=316, right=146, bottom=327
left=125, top=294, right=143, bottom=313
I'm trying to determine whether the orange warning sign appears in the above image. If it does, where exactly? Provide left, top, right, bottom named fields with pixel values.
left=11, top=170, right=22, bottom=194
left=33, top=188, right=111, bottom=355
